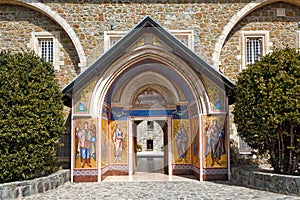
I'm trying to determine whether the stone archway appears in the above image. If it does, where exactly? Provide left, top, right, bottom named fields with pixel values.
left=212, top=0, right=300, bottom=68
left=93, top=48, right=207, bottom=181
left=0, top=0, right=87, bottom=69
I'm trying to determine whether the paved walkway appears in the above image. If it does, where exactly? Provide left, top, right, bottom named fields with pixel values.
left=23, top=173, right=300, bottom=200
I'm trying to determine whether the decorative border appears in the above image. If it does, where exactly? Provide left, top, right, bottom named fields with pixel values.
left=73, top=169, right=98, bottom=176
left=172, top=164, right=193, bottom=170
left=108, top=165, right=129, bottom=171
left=203, top=168, right=228, bottom=175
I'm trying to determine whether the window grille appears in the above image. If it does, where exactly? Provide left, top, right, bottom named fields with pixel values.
left=246, top=37, right=262, bottom=65
left=39, top=39, right=54, bottom=63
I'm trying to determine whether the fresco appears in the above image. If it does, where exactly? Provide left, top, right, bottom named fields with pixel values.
left=172, top=120, right=191, bottom=164
left=191, top=117, right=200, bottom=167
left=202, top=115, right=227, bottom=168
left=134, top=88, right=167, bottom=108
left=74, top=118, right=97, bottom=169
left=74, top=78, right=97, bottom=113
left=110, top=105, right=189, bottom=120
left=202, top=76, right=225, bottom=112
left=101, top=119, right=109, bottom=167
left=101, top=103, right=110, bottom=119
left=110, top=121, right=128, bottom=164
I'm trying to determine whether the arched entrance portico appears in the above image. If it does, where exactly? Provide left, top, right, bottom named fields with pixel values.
left=95, top=51, right=205, bottom=180
left=64, top=16, right=234, bottom=182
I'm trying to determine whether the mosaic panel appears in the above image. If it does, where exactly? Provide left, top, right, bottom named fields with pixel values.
left=172, top=120, right=191, bottom=164
left=74, top=118, right=97, bottom=169
left=202, top=115, right=227, bottom=169
left=202, top=76, right=226, bottom=112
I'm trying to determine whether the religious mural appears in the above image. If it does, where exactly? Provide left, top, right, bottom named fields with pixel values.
left=202, top=76, right=225, bottom=112
left=134, top=88, right=167, bottom=108
left=202, top=115, right=227, bottom=168
left=110, top=105, right=189, bottom=120
left=172, top=120, right=191, bottom=164
left=110, top=121, right=128, bottom=164
left=74, top=118, right=97, bottom=169
left=74, top=78, right=97, bottom=113
left=101, top=119, right=109, bottom=167
left=191, top=117, right=200, bottom=167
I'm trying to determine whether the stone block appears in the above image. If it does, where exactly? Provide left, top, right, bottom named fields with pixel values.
left=22, top=185, right=31, bottom=197
left=13, top=188, right=20, bottom=199
left=266, top=181, right=277, bottom=193
left=295, top=177, right=300, bottom=187
left=31, top=182, right=37, bottom=195
left=52, top=178, right=59, bottom=189
left=37, top=182, right=44, bottom=193
left=1, top=187, right=12, bottom=200
left=44, top=181, right=50, bottom=192
left=282, top=177, right=297, bottom=195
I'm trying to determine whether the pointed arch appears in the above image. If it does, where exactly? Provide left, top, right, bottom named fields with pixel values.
left=92, top=45, right=209, bottom=117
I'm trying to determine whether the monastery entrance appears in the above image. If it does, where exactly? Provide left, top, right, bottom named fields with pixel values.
left=130, top=119, right=169, bottom=175
left=66, top=17, right=233, bottom=182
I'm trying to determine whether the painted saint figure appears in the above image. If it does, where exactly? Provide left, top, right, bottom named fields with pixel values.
left=113, top=124, right=125, bottom=162
left=175, top=123, right=188, bottom=161
left=90, top=124, right=97, bottom=160
left=76, top=122, right=93, bottom=168
left=103, top=123, right=107, bottom=162
left=205, top=120, right=225, bottom=167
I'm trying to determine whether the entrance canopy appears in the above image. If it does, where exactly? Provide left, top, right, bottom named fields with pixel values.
left=63, top=16, right=234, bottom=106
left=62, top=16, right=234, bottom=182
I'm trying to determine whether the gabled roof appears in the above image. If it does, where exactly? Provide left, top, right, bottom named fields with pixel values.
left=62, top=16, right=235, bottom=107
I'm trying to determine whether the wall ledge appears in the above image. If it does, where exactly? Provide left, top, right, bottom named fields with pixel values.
left=0, top=170, right=70, bottom=199
left=231, top=166, right=300, bottom=196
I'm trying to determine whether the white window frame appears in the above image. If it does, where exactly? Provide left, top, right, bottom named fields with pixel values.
left=39, top=39, right=54, bottom=64
left=297, top=31, right=300, bottom=51
left=241, top=31, right=270, bottom=70
left=104, top=30, right=194, bottom=52
left=29, top=31, right=60, bottom=70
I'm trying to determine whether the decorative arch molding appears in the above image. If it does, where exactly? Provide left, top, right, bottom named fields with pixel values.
left=119, top=72, right=179, bottom=108
left=212, top=0, right=300, bottom=69
left=0, top=0, right=87, bottom=69
left=92, top=45, right=209, bottom=117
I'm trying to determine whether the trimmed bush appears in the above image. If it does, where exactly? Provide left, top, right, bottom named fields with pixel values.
left=0, top=51, right=65, bottom=183
left=234, top=47, right=300, bottom=175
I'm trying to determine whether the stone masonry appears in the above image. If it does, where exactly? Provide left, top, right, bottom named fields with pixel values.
left=1, top=1, right=300, bottom=88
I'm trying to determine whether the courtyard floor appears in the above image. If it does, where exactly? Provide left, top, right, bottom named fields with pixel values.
left=23, top=173, right=300, bottom=200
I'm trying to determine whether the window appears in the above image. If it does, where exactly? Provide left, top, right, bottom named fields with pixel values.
left=29, top=32, right=61, bottom=70
left=246, top=37, right=262, bottom=65
left=239, top=137, right=252, bottom=154
left=104, top=30, right=194, bottom=51
left=297, top=31, right=300, bottom=51
left=39, top=38, right=54, bottom=63
left=241, top=31, right=269, bottom=69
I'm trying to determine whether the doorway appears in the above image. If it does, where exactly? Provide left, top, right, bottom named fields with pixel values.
left=129, top=118, right=171, bottom=176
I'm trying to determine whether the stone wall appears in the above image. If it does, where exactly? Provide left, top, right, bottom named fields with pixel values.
left=1, top=1, right=300, bottom=86
left=231, top=167, right=300, bottom=196
left=137, top=121, right=163, bottom=152
left=0, top=4, right=79, bottom=88
left=0, top=170, right=70, bottom=199
left=219, top=2, right=300, bottom=83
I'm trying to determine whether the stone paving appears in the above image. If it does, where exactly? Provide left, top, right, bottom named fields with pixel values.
left=22, top=176, right=300, bottom=200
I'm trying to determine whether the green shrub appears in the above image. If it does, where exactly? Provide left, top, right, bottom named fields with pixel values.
left=234, top=47, right=300, bottom=175
left=0, top=51, right=65, bottom=183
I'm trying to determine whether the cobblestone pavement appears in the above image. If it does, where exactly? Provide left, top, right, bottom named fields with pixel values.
left=23, top=179, right=300, bottom=200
